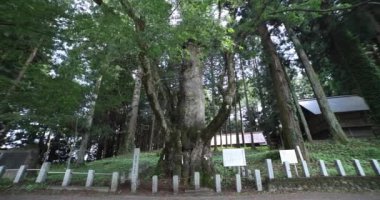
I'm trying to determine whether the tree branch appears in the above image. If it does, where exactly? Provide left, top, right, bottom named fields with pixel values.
left=269, top=1, right=379, bottom=15
left=202, top=51, right=236, bottom=140
left=118, top=0, right=171, bottom=135
left=119, top=0, right=145, bottom=31
left=7, top=39, right=43, bottom=96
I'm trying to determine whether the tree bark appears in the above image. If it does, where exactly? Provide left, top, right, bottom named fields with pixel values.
left=252, top=59, right=266, bottom=114
left=234, top=103, right=240, bottom=148
left=223, top=123, right=227, bottom=148
left=219, top=129, right=223, bottom=148
left=210, top=57, right=219, bottom=151
left=238, top=95, right=246, bottom=147
left=257, top=24, right=309, bottom=160
left=148, top=115, right=155, bottom=151
left=121, top=66, right=143, bottom=153
left=241, top=60, right=257, bottom=149
left=77, top=75, right=103, bottom=164
left=288, top=27, right=347, bottom=143
left=177, top=41, right=206, bottom=182
left=287, top=73, right=314, bottom=143
left=228, top=116, right=232, bottom=147
left=234, top=69, right=245, bottom=147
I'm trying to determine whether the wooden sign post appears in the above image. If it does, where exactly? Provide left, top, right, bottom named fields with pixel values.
left=279, top=149, right=299, bottom=177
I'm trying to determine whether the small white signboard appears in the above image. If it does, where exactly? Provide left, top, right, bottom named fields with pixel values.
left=279, top=149, right=298, bottom=164
left=223, top=149, right=246, bottom=167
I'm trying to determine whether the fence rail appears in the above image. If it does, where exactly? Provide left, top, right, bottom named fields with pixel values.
left=0, top=156, right=379, bottom=194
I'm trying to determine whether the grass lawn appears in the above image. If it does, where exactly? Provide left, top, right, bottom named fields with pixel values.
left=1, top=138, right=379, bottom=190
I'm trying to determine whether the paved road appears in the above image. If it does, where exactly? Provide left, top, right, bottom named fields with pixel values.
left=1, top=191, right=380, bottom=200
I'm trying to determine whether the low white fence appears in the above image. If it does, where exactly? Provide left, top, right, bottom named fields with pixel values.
left=149, top=158, right=380, bottom=194
left=0, top=163, right=120, bottom=192
left=0, top=158, right=379, bottom=193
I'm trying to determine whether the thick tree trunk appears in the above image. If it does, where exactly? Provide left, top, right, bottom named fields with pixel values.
left=177, top=41, right=207, bottom=183
left=224, top=123, right=228, bottom=148
left=234, top=103, right=240, bottom=148
left=219, top=129, right=223, bottom=148
left=96, top=137, right=105, bottom=160
left=240, top=61, right=257, bottom=148
left=288, top=27, right=347, bottom=143
left=277, top=31, right=313, bottom=142
left=234, top=69, right=245, bottom=147
left=148, top=115, right=155, bottom=151
left=77, top=75, right=103, bottom=164
left=77, top=133, right=90, bottom=164
left=158, top=50, right=236, bottom=182
left=228, top=117, right=232, bottom=147
left=288, top=77, right=314, bottom=143
left=122, top=66, right=143, bottom=153
left=252, top=59, right=267, bottom=118
left=210, top=57, right=219, bottom=151
left=238, top=96, right=246, bottom=147
left=258, top=24, right=309, bottom=160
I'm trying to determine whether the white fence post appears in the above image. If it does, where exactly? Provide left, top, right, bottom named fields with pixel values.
left=13, top=165, right=28, bottom=184
left=0, top=166, right=6, bottom=179
left=131, top=148, right=140, bottom=193
left=266, top=159, right=274, bottom=180
left=235, top=174, right=241, bottom=193
left=301, top=160, right=310, bottom=178
left=319, top=160, right=328, bottom=177
left=173, top=175, right=179, bottom=194
left=110, top=172, right=120, bottom=192
left=370, top=159, right=380, bottom=175
left=284, top=161, right=292, bottom=178
left=194, top=172, right=200, bottom=190
left=215, top=174, right=221, bottom=193
left=85, top=169, right=95, bottom=187
left=335, top=160, right=346, bottom=176
left=255, top=169, right=262, bottom=191
left=36, top=162, right=51, bottom=183
left=62, top=169, right=72, bottom=187
left=353, top=159, right=365, bottom=176
left=152, top=175, right=158, bottom=194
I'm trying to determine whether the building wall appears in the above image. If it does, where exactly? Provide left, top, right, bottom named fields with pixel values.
left=303, top=110, right=374, bottom=139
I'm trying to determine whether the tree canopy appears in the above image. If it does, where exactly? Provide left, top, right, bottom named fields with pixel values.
left=1, top=0, right=379, bottom=182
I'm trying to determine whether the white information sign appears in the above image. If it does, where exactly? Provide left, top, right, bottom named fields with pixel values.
left=279, top=149, right=298, bottom=164
left=223, top=149, right=246, bottom=167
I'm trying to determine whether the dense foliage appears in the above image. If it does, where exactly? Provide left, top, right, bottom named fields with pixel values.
left=0, top=0, right=378, bottom=180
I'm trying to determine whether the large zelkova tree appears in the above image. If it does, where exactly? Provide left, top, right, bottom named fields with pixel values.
left=92, top=0, right=237, bottom=180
